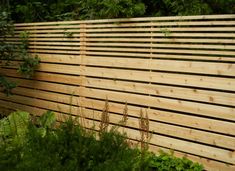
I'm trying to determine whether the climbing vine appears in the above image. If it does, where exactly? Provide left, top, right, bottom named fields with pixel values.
left=0, top=11, right=40, bottom=95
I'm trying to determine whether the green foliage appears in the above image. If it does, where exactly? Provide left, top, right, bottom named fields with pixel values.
left=0, top=13, right=40, bottom=94
left=0, top=11, right=16, bottom=65
left=15, top=1, right=49, bottom=23
left=3, top=0, right=234, bottom=23
left=0, top=110, right=29, bottom=146
left=36, top=111, right=56, bottom=137
left=149, top=150, right=204, bottom=171
left=160, top=28, right=171, bottom=37
left=17, top=31, right=40, bottom=78
left=64, top=31, right=74, bottom=38
left=0, top=110, right=203, bottom=171
left=0, top=76, right=16, bottom=95
left=79, top=0, right=145, bottom=19
left=163, top=0, right=211, bottom=16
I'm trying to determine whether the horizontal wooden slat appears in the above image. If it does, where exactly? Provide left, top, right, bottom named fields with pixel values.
left=6, top=37, right=235, bottom=44
left=4, top=80, right=234, bottom=122
left=13, top=27, right=235, bottom=34
left=0, top=68, right=82, bottom=85
left=84, top=47, right=235, bottom=56
left=2, top=65, right=235, bottom=92
left=81, top=56, right=235, bottom=76
left=82, top=78, right=235, bottom=106
left=84, top=51, right=235, bottom=62
left=84, top=37, right=235, bottom=44
left=7, top=41, right=234, bottom=50
left=80, top=87, right=235, bottom=121
left=81, top=67, right=235, bottom=91
left=14, top=20, right=235, bottom=30
left=36, top=53, right=235, bottom=64
left=6, top=77, right=235, bottom=136
left=25, top=46, right=235, bottom=56
left=9, top=32, right=235, bottom=38
left=8, top=72, right=235, bottom=108
left=6, top=55, right=235, bottom=76
left=30, top=51, right=235, bottom=62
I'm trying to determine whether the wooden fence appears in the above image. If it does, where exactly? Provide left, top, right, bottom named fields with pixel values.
left=1, top=14, right=235, bottom=170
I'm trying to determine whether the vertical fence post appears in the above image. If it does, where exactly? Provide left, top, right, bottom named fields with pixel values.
left=79, top=23, right=87, bottom=122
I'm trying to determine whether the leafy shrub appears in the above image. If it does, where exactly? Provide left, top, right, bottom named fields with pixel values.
left=0, top=111, right=203, bottom=171
left=148, top=151, right=204, bottom=171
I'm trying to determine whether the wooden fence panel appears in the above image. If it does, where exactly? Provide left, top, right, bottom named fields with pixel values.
left=1, top=14, right=235, bottom=170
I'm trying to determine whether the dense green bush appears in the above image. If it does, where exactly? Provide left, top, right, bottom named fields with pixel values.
left=0, top=111, right=203, bottom=171
left=1, top=0, right=234, bottom=23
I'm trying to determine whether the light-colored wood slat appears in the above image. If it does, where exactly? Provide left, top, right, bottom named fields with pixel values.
left=3, top=65, right=235, bottom=92
left=83, top=43, right=235, bottom=50
left=9, top=33, right=81, bottom=38
left=10, top=33, right=235, bottom=38
left=84, top=47, right=235, bottom=56
left=85, top=33, right=235, bottom=37
left=13, top=27, right=235, bottom=34
left=25, top=46, right=235, bottom=56
left=82, top=77, right=235, bottom=107
left=30, top=54, right=82, bottom=64
left=2, top=76, right=235, bottom=138
left=4, top=37, right=80, bottom=42
left=81, top=56, right=235, bottom=76
left=28, top=42, right=81, bottom=46
left=9, top=54, right=235, bottom=76
left=11, top=73, right=234, bottom=123
left=29, top=49, right=81, bottom=54
left=17, top=50, right=234, bottom=62
left=10, top=75, right=235, bottom=108
left=79, top=87, right=235, bottom=121
left=0, top=68, right=82, bottom=85
left=85, top=37, right=235, bottom=44
left=6, top=37, right=235, bottom=44
left=1, top=100, right=234, bottom=171
left=14, top=14, right=235, bottom=27
left=83, top=51, right=235, bottom=62
left=29, top=51, right=235, bottom=62
left=22, top=42, right=235, bottom=50
left=3, top=76, right=235, bottom=136
left=9, top=74, right=235, bottom=122
left=28, top=45, right=81, bottom=50
left=85, top=26, right=235, bottom=32
left=82, top=98, right=235, bottom=136
left=80, top=66, right=235, bottom=91
left=1, top=93, right=234, bottom=165
left=35, top=53, right=235, bottom=64
left=14, top=20, right=235, bottom=30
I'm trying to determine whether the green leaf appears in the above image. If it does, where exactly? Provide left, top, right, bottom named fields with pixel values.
left=38, top=111, right=56, bottom=129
